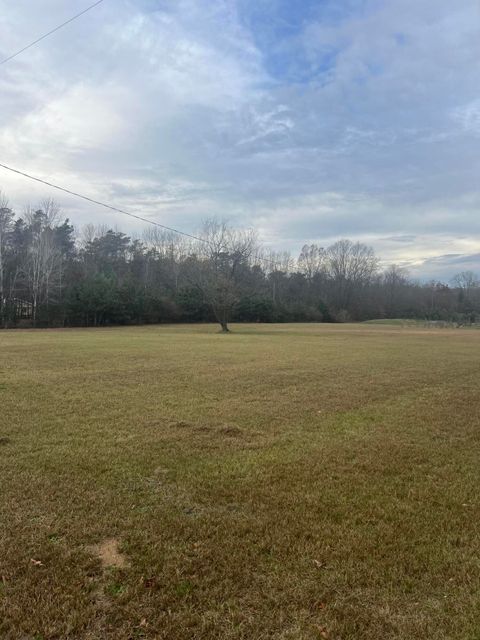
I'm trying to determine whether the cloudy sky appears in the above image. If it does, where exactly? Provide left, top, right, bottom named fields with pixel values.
left=1, top=0, right=480, bottom=280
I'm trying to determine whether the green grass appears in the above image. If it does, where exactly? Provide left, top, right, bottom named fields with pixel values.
left=1, top=323, right=480, bottom=639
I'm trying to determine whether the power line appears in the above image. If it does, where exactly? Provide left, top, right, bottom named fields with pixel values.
left=0, top=0, right=105, bottom=67
left=0, top=162, right=205, bottom=242
left=0, top=162, right=280, bottom=268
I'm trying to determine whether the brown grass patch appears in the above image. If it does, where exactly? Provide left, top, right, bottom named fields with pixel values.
left=89, top=539, right=130, bottom=570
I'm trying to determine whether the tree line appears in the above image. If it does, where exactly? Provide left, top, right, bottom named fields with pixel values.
left=0, top=193, right=479, bottom=331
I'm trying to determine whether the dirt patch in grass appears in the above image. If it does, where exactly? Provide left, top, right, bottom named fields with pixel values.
left=168, top=420, right=242, bottom=435
left=88, top=539, right=130, bottom=570
left=166, top=420, right=257, bottom=449
left=168, top=420, right=191, bottom=429
left=217, top=425, right=244, bottom=437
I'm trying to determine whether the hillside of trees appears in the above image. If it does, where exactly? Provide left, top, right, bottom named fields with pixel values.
left=0, top=194, right=479, bottom=330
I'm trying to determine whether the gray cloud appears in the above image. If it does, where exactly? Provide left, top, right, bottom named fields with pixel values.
left=409, top=252, right=480, bottom=282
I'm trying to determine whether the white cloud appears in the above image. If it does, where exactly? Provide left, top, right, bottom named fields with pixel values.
left=0, top=83, right=128, bottom=164
left=452, top=100, right=480, bottom=136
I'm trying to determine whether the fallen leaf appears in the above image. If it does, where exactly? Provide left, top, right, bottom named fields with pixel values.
left=143, top=577, right=157, bottom=589
left=30, top=559, right=44, bottom=566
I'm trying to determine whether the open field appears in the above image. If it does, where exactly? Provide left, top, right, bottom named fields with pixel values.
left=1, top=323, right=480, bottom=639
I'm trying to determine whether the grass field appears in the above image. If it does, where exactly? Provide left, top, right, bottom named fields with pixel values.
left=1, top=323, right=480, bottom=639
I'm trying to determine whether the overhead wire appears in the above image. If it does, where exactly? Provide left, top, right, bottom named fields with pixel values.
left=0, top=0, right=106, bottom=66
left=0, top=162, right=281, bottom=269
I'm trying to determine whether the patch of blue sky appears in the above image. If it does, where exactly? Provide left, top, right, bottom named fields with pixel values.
left=264, top=46, right=340, bottom=84
left=135, top=0, right=172, bottom=13
left=238, top=0, right=366, bottom=34
left=237, top=0, right=366, bottom=83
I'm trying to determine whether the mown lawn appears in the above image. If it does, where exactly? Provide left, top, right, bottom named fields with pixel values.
left=1, top=323, right=480, bottom=639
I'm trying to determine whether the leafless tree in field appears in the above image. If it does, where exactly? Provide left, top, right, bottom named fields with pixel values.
left=187, top=218, right=257, bottom=332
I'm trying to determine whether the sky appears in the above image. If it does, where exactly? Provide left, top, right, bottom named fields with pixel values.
left=1, top=0, right=480, bottom=281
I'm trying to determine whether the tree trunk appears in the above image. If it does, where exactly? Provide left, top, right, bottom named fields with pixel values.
left=32, top=294, right=37, bottom=327
left=220, top=321, right=230, bottom=333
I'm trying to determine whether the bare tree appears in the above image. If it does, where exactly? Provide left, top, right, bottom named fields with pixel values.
left=326, top=239, right=378, bottom=313
left=79, top=223, right=109, bottom=248
left=143, top=227, right=189, bottom=293
left=451, top=271, right=479, bottom=292
left=23, top=202, right=63, bottom=325
left=255, top=250, right=295, bottom=304
left=383, top=264, right=409, bottom=316
left=451, top=271, right=480, bottom=324
left=187, top=218, right=257, bottom=332
left=39, top=198, right=60, bottom=224
left=298, top=244, right=326, bottom=280
left=0, top=191, right=14, bottom=325
left=266, top=250, right=294, bottom=275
